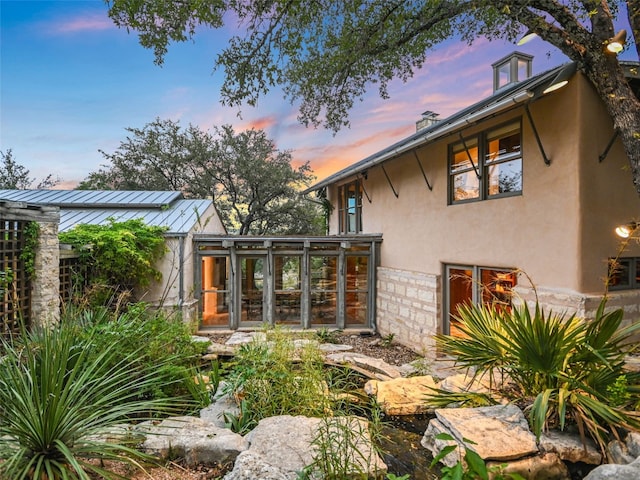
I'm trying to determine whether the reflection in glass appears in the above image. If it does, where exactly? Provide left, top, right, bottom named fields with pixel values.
left=274, top=256, right=302, bottom=324
left=201, top=256, right=230, bottom=326
left=346, top=256, right=368, bottom=325
left=241, top=257, right=264, bottom=323
left=311, top=256, right=337, bottom=325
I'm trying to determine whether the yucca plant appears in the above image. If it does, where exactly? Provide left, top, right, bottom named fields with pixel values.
left=433, top=298, right=640, bottom=454
left=0, top=321, right=187, bottom=479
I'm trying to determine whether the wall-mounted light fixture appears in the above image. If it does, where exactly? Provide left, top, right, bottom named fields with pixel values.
left=606, top=29, right=627, bottom=54
left=542, top=62, right=578, bottom=94
left=615, top=221, right=638, bottom=238
left=517, top=29, right=538, bottom=45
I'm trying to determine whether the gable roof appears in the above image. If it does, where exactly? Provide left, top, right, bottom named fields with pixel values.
left=0, top=189, right=214, bottom=235
left=303, top=61, right=571, bottom=193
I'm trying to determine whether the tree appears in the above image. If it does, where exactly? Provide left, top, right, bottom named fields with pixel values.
left=80, top=119, right=323, bottom=235
left=104, top=1, right=640, bottom=195
left=0, top=149, right=59, bottom=189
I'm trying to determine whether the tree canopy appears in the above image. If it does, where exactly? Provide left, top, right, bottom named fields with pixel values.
left=105, top=0, right=640, bottom=195
left=79, top=119, right=323, bottom=235
left=0, top=149, right=60, bottom=189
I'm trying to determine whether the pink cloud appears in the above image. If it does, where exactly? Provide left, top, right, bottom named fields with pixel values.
left=46, top=14, right=114, bottom=34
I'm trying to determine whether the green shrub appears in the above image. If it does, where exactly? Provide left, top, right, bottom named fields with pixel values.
left=432, top=299, right=640, bottom=453
left=222, top=327, right=330, bottom=432
left=71, top=304, right=214, bottom=411
left=0, top=321, right=185, bottom=479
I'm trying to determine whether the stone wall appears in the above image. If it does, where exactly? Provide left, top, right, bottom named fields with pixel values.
left=376, top=266, right=440, bottom=356
left=514, top=285, right=640, bottom=330
left=31, top=219, right=61, bottom=327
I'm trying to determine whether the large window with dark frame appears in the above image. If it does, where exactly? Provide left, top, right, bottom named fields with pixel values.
left=338, top=179, right=363, bottom=234
left=449, top=120, right=523, bottom=203
left=445, top=264, right=517, bottom=337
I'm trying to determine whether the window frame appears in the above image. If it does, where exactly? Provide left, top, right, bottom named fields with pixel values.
left=337, top=179, right=363, bottom=234
left=448, top=119, right=523, bottom=204
left=443, top=264, right=517, bottom=335
left=608, top=257, right=640, bottom=290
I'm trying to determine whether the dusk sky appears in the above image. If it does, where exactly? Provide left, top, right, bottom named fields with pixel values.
left=1, top=1, right=632, bottom=189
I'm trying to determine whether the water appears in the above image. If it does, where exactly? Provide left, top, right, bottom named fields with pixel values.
left=378, top=414, right=441, bottom=479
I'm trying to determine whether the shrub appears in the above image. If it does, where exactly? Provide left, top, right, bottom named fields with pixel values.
left=222, top=327, right=329, bottom=433
left=432, top=299, right=640, bottom=452
left=0, top=321, right=186, bottom=479
left=72, top=304, right=214, bottom=410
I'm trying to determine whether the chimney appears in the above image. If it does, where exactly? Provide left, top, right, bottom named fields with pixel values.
left=491, top=52, right=533, bottom=92
left=416, top=111, right=440, bottom=132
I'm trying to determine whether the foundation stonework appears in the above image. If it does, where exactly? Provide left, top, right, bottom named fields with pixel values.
left=514, top=285, right=640, bottom=327
left=376, top=267, right=440, bottom=356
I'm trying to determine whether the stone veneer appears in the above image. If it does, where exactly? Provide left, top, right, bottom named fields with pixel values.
left=514, top=285, right=640, bottom=329
left=31, top=219, right=60, bottom=327
left=376, top=266, right=440, bottom=356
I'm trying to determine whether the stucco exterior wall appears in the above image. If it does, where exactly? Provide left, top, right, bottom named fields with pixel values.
left=141, top=203, right=226, bottom=323
left=327, top=73, right=640, bottom=351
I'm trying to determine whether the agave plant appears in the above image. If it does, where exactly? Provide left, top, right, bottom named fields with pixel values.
left=0, top=321, right=187, bottom=480
left=433, top=298, right=640, bottom=453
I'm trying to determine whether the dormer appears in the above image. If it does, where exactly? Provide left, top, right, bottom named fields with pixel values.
left=492, top=52, right=533, bottom=92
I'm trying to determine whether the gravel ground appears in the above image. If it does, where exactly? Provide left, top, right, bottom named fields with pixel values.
left=97, top=331, right=424, bottom=479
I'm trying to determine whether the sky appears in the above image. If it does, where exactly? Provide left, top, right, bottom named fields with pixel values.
left=0, top=1, right=631, bottom=189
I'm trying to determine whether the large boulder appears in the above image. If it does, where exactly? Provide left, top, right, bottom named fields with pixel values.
left=135, top=416, right=247, bottom=466
left=364, top=375, right=438, bottom=415
left=422, top=404, right=538, bottom=467
left=223, top=415, right=386, bottom=480
left=584, top=457, right=640, bottom=480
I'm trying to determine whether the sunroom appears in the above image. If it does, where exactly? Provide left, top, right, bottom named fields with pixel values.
left=194, top=235, right=382, bottom=331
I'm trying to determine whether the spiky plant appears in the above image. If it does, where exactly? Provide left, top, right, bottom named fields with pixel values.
left=0, top=321, right=186, bottom=479
left=433, top=299, right=640, bottom=453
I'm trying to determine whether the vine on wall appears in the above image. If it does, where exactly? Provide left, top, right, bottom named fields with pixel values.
left=58, top=218, right=167, bottom=307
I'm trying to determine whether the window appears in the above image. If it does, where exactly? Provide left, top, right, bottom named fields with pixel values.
left=338, top=179, right=363, bottom=233
left=608, top=257, right=640, bottom=290
left=445, top=265, right=517, bottom=336
left=449, top=121, right=522, bottom=204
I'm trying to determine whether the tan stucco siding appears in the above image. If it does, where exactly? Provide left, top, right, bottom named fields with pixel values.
left=329, top=76, right=640, bottom=295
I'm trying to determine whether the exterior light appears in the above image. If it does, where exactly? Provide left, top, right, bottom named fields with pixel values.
left=606, top=29, right=627, bottom=54
left=615, top=221, right=638, bottom=238
left=542, top=62, right=577, bottom=94
left=517, top=29, right=538, bottom=45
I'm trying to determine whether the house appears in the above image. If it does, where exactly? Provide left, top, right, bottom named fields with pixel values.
left=0, top=189, right=225, bottom=324
left=303, top=52, right=640, bottom=353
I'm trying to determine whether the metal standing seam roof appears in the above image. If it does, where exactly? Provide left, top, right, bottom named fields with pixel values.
left=0, top=190, right=214, bottom=235
left=302, top=61, right=570, bottom=194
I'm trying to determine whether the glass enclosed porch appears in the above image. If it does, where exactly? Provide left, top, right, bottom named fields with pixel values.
left=194, top=235, right=382, bottom=330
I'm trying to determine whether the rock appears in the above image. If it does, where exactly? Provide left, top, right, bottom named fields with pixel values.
left=626, top=432, right=640, bottom=458
left=364, top=375, right=438, bottom=415
left=488, top=453, right=569, bottom=480
left=539, top=430, right=602, bottom=465
left=223, top=415, right=386, bottom=480
left=207, top=341, right=237, bottom=357
left=135, top=416, right=247, bottom=466
left=422, top=404, right=538, bottom=467
left=437, top=372, right=497, bottom=395
left=200, top=387, right=240, bottom=428
left=325, top=351, right=402, bottom=380
left=225, top=331, right=266, bottom=345
left=318, top=343, right=354, bottom=353
left=584, top=456, right=640, bottom=480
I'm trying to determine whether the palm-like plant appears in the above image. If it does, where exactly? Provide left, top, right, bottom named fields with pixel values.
left=0, top=321, right=185, bottom=479
left=433, top=299, right=640, bottom=453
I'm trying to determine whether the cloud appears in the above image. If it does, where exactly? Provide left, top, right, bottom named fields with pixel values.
left=45, top=13, right=114, bottom=35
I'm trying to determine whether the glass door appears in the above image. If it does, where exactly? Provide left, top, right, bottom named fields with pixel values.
left=201, top=256, right=230, bottom=327
left=240, top=256, right=266, bottom=326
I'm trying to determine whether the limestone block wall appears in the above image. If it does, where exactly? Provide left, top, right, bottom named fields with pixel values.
left=31, top=220, right=60, bottom=328
left=376, top=267, right=440, bottom=356
left=514, top=285, right=640, bottom=336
